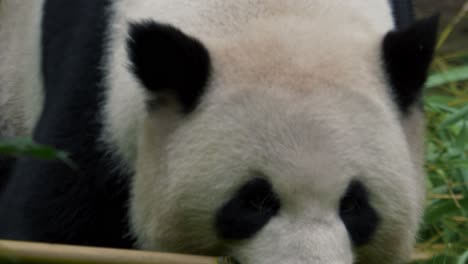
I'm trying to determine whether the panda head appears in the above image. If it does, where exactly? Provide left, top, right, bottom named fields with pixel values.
left=125, top=16, right=438, bottom=264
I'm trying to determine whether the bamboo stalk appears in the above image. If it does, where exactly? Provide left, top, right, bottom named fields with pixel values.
left=0, top=240, right=231, bottom=264
left=0, top=239, right=436, bottom=263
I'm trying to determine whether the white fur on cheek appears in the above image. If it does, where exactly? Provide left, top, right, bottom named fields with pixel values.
left=101, top=3, right=147, bottom=171
left=130, top=105, right=184, bottom=250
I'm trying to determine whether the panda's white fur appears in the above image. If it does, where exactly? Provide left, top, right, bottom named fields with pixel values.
left=103, top=0, right=397, bottom=166
left=102, top=1, right=425, bottom=263
left=0, top=0, right=44, bottom=138
left=0, top=1, right=429, bottom=263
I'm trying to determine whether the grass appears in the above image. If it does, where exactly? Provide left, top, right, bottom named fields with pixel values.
left=412, top=3, right=468, bottom=263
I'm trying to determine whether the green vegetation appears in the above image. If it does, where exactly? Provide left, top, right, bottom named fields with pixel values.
left=0, top=137, right=75, bottom=168
left=413, top=4, right=468, bottom=264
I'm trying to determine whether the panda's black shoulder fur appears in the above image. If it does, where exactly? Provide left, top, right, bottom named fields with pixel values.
left=0, top=0, right=134, bottom=248
left=389, top=0, right=415, bottom=29
left=0, top=156, right=15, bottom=192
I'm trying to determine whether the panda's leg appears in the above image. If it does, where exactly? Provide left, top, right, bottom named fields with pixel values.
left=0, top=0, right=43, bottom=197
left=0, top=0, right=44, bottom=138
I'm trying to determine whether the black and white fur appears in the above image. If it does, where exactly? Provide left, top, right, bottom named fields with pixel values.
left=0, top=0, right=437, bottom=263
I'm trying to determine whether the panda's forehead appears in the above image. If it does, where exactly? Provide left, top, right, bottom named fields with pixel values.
left=189, top=82, right=407, bottom=198
left=194, top=18, right=410, bottom=190
left=203, top=16, right=389, bottom=99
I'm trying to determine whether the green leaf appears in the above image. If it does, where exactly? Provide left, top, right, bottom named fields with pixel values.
left=426, top=254, right=458, bottom=264
left=454, top=124, right=468, bottom=152
left=0, top=138, right=76, bottom=169
left=426, top=65, right=468, bottom=89
left=424, top=199, right=468, bottom=225
left=426, top=95, right=457, bottom=106
left=440, top=104, right=468, bottom=129
left=457, top=250, right=468, bottom=264
left=426, top=101, right=458, bottom=114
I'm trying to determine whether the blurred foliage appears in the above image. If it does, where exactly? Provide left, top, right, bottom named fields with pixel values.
left=0, top=137, right=75, bottom=168
left=412, top=2, right=468, bottom=263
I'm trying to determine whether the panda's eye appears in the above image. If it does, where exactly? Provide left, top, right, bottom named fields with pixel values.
left=215, top=177, right=280, bottom=240
left=339, top=180, right=380, bottom=246
left=339, top=195, right=360, bottom=215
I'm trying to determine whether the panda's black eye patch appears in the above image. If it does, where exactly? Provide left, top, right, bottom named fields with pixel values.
left=215, top=178, right=280, bottom=240
left=339, top=180, right=380, bottom=246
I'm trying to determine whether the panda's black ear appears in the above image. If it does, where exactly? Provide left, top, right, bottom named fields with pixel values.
left=127, top=21, right=211, bottom=113
left=383, top=15, right=439, bottom=114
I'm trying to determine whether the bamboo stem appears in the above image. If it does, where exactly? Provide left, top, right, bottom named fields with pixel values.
left=0, top=240, right=229, bottom=264
left=0, top=239, right=433, bottom=263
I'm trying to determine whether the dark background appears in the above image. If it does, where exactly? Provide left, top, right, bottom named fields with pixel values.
left=414, top=0, right=467, bottom=53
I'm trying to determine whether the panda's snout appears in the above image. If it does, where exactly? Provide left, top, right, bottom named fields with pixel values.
left=230, top=256, right=354, bottom=264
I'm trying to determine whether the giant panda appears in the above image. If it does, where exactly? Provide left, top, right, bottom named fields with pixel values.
left=0, top=0, right=438, bottom=263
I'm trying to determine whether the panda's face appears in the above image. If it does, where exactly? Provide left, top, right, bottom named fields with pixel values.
left=150, top=88, right=420, bottom=264
left=127, top=16, right=437, bottom=264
